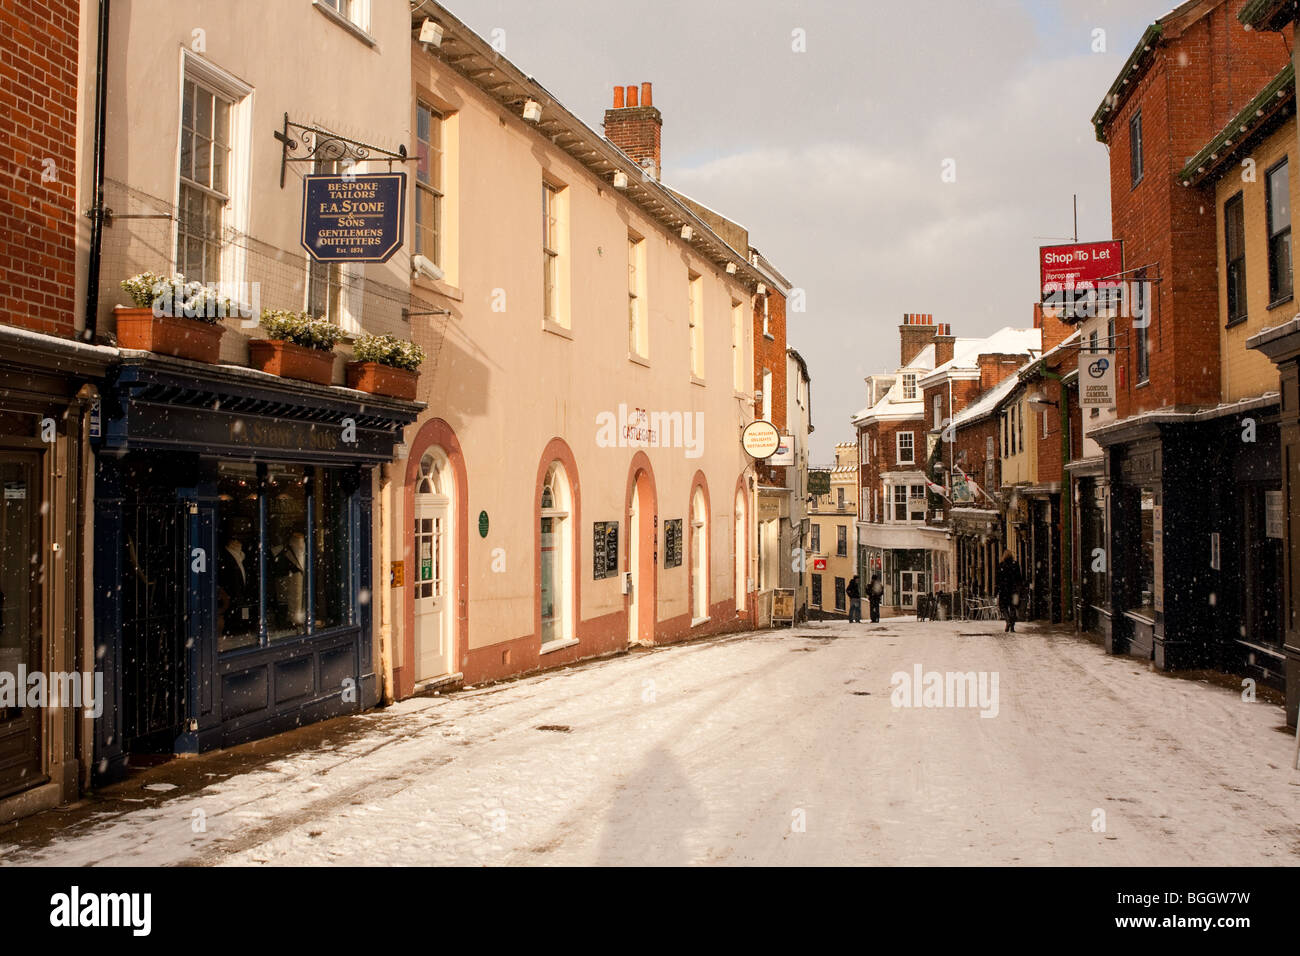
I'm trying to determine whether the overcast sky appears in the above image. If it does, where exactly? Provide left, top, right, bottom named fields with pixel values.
left=454, top=0, right=1178, bottom=461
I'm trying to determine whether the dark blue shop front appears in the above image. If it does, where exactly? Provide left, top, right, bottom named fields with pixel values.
left=93, top=354, right=419, bottom=776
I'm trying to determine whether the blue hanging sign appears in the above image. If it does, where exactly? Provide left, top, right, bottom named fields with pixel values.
left=301, top=172, right=406, bottom=263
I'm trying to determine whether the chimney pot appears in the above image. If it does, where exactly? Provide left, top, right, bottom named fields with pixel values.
left=641, top=82, right=652, bottom=106
left=613, top=85, right=624, bottom=108
left=626, top=85, right=639, bottom=107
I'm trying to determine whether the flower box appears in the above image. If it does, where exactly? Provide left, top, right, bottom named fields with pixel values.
left=346, top=361, right=419, bottom=400
left=115, top=306, right=225, bottom=364
left=248, top=339, right=336, bottom=386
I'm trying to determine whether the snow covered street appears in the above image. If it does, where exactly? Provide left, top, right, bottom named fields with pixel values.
left=3, top=619, right=1298, bottom=867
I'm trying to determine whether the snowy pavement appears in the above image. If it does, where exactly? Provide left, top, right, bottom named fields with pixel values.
left=2, top=618, right=1298, bottom=866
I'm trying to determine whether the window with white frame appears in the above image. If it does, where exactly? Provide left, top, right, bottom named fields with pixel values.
left=810, top=524, right=820, bottom=554
left=892, top=484, right=908, bottom=521
left=910, top=484, right=926, bottom=521
left=691, top=488, right=709, bottom=621
left=542, top=180, right=565, bottom=326
left=761, top=293, right=771, bottom=337
left=902, top=373, right=917, bottom=400
left=177, top=77, right=233, bottom=285
left=629, top=234, right=647, bottom=356
left=761, top=368, right=772, bottom=422
left=933, top=394, right=942, bottom=429
left=731, top=301, right=744, bottom=389
left=317, top=0, right=370, bottom=32
left=896, top=431, right=914, bottom=464
left=837, top=525, right=847, bottom=557
left=415, top=102, right=444, bottom=268
left=1042, top=410, right=1049, bottom=439
left=688, top=272, right=704, bottom=378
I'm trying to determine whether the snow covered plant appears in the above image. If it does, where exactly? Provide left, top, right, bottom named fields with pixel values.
left=120, top=271, right=169, bottom=308
left=119, top=272, right=231, bottom=324
left=259, top=309, right=345, bottom=351
left=351, top=332, right=425, bottom=371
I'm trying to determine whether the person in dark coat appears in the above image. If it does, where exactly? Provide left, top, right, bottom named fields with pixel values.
left=996, top=549, right=1023, bottom=632
left=868, top=573, right=884, bottom=623
left=846, top=576, right=862, bottom=623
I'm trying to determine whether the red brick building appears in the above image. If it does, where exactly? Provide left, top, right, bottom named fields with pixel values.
left=0, top=0, right=111, bottom=822
left=1089, top=0, right=1292, bottom=671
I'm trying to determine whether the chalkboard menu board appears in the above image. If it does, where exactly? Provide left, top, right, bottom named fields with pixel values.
left=592, top=521, right=619, bottom=579
left=664, top=518, right=683, bottom=568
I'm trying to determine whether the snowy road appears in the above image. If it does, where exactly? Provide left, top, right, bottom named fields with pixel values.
left=3, top=619, right=1298, bottom=866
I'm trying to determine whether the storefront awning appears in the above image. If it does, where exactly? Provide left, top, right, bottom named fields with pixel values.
left=98, top=352, right=422, bottom=464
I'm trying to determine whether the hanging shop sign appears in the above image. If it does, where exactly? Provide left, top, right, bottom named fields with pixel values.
left=813, top=558, right=827, bottom=571
left=769, top=437, right=796, bottom=467
left=301, top=172, right=406, bottom=263
left=1040, top=240, right=1123, bottom=319
left=1079, top=352, right=1116, bottom=407
left=808, top=470, right=831, bottom=496
left=741, top=420, right=781, bottom=459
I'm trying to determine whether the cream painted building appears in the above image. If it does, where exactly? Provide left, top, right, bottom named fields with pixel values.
left=808, top=443, right=858, bottom=616
left=395, top=3, right=770, bottom=694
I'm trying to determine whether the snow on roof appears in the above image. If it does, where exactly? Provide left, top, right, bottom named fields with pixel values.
left=920, top=327, right=1042, bottom=384
left=949, top=373, right=1021, bottom=429
left=851, top=344, right=937, bottom=423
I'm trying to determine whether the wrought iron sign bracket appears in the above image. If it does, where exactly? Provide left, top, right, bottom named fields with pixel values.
left=275, top=112, right=410, bottom=188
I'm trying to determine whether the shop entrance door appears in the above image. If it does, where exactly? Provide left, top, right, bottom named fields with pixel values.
left=899, top=571, right=925, bottom=609
left=120, top=499, right=189, bottom=753
left=0, top=454, right=42, bottom=797
left=413, top=451, right=453, bottom=682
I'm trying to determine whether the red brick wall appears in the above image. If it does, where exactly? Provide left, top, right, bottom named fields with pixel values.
left=953, top=418, right=1000, bottom=496
left=1102, top=1, right=1291, bottom=418
left=755, top=288, right=788, bottom=487
left=0, top=0, right=79, bottom=338
left=858, top=417, right=927, bottom=523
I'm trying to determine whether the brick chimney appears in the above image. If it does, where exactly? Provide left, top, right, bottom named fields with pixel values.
left=1033, top=301, right=1071, bottom=353
left=977, top=353, right=1025, bottom=393
left=605, top=82, right=662, bottom=181
left=899, top=312, right=936, bottom=368
left=933, top=322, right=956, bottom=367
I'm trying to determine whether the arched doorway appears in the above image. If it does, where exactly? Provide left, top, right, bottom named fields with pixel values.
left=413, top=447, right=453, bottom=681
left=540, top=460, right=574, bottom=645
left=627, top=462, right=656, bottom=645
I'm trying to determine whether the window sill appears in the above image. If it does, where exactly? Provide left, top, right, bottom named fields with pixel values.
left=313, top=1, right=376, bottom=46
left=1134, top=379, right=1150, bottom=389
left=1267, top=294, right=1295, bottom=312
left=414, top=275, right=463, bottom=302
left=540, top=637, right=579, bottom=655
left=690, top=374, right=706, bottom=387
left=1224, top=315, right=1248, bottom=330
left=628, top=352, right=650, bottom=368
left=690, top=615, right=711, bottom=628
left=542, top=319, right=573, bottom=340
left=763, top=333, right=776, bottom=341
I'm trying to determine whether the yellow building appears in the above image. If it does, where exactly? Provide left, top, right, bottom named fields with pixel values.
left=808, top=442, right=859, bottom=615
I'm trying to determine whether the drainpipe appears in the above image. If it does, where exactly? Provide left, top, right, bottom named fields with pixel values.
left=83, top=0, right=111, bottom=342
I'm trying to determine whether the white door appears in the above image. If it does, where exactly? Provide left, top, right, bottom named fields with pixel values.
left=899, top=571, right=926, bottom=609
left=414, top=451, right=452, bottom=681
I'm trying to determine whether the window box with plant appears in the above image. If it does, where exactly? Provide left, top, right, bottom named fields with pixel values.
left=116, top=272, right=229, bottom=364
left=346, top=333, right=425, bottom=400
left=249, top=310, right=344, bottom=386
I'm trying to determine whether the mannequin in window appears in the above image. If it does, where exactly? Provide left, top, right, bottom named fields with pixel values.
left=273, top=530, right=307, bottom=629
left=218, top=534, right=257, bottom=635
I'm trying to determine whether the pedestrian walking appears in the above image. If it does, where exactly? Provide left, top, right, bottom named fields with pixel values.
left=868, top=573, right=884, bottom=623
left=996, top=549, right=1023, bottom=633
left=846, top=576, right=862, bottom=623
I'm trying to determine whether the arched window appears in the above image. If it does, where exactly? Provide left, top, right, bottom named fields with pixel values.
left=540, top=461, right=573, bottom=644
left=734, top=490, right=746, bottom=611
left=691, top=487, right=709, bottom=621
left=416, top=451, right=445, bottom=495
